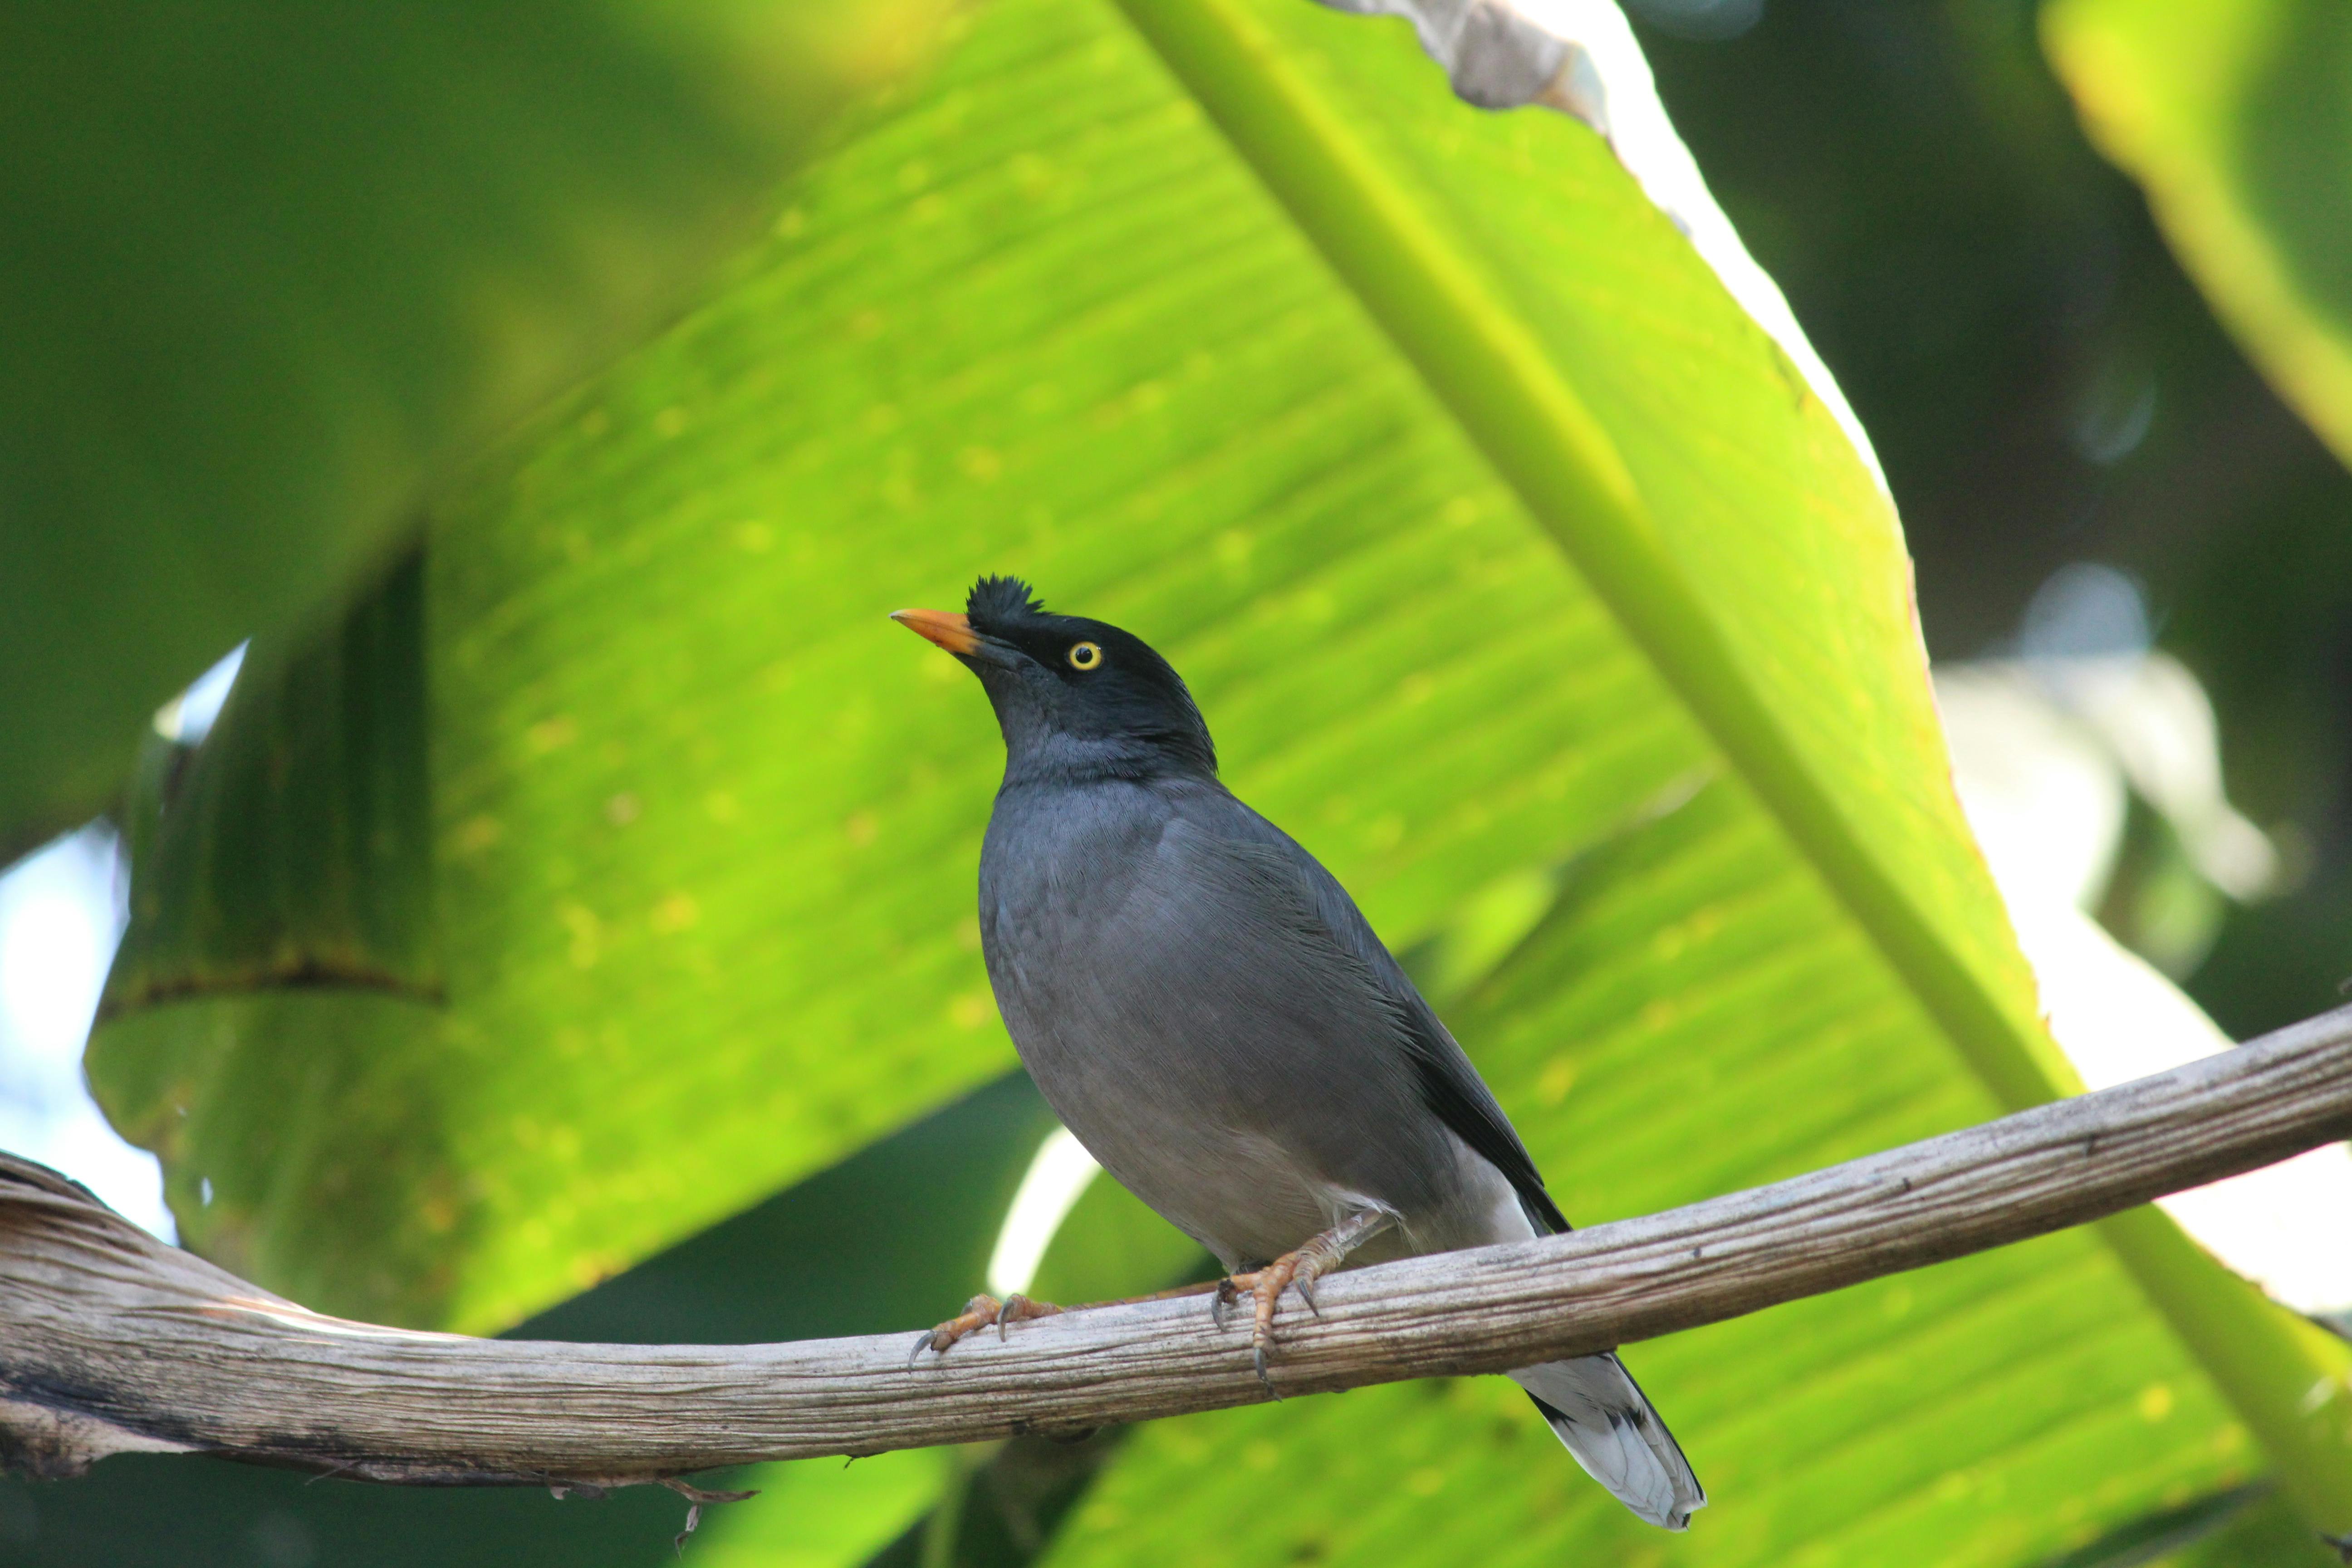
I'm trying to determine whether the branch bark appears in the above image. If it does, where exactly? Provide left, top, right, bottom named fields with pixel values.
left=7, top=1006, right=2351, bottom=1490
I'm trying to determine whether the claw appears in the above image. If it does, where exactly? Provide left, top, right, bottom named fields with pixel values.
left=911, top=1292, right=1063, bottom=1365
left=1212, top=1210, right=1396, bottom=1391
left=1253, top=1343, right=1280, bottom=1395
left=993, top=1292, right=1062, bottom=1340
left=910, top=1294, right=1001, bottom=1365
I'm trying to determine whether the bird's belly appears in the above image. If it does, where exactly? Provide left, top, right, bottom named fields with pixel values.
left=1022, top=1033, right=1524, bottom=1269
left=985, top=941, right=1354, bottom=1268
left=991, top=938, right=1497, bottom=1269
left=981, top=789, right=1512, bottom=1269
left=1038, top=1068, right=1338, bottom=1270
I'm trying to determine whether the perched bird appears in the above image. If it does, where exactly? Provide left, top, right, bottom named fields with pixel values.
left=892, top=576, right=1706, bottom=1531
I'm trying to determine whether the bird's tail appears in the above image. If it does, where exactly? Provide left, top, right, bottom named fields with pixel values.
left=1510, top=1354, right=1706, bottom=1530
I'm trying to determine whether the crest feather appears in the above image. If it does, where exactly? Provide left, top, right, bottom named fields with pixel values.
left=966, top=575, right=1046, bottom=632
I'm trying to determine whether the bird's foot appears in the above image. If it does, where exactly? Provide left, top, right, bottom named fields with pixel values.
left=1215, top=1209, right=1395, bottom=1389
left=908, top=1293, right=1063, bottom=1364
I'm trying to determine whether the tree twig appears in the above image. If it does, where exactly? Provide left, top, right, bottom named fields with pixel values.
left=5, top=1006, right=2350, bottom=1491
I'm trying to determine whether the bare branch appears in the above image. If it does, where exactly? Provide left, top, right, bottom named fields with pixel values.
left=6, top=1006, right=2350, bottom=1491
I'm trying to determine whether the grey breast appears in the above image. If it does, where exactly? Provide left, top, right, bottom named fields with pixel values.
left=978, top=774, right=1506, bottom=1271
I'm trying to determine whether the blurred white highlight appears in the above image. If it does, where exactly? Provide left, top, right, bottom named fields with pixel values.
left=1940, top=564, right=2350, bottom=1318
left=152, top=641, right=249, bottom=746
left=987, top=1127, right=1104, bottom=1298
left=0, top=826, right=173, bottom=1239
left=0, top=645, right=250, bottom=1243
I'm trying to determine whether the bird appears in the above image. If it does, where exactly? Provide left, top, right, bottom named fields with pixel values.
left=891, top=575, right=1706, bottom=1531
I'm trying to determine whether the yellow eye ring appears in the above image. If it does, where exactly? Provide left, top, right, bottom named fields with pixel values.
left=1068, top=641, right=1102, bottom=670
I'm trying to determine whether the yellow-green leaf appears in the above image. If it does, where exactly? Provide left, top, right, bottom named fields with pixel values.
left=2043, top=0, right=2352, bottom=468
left=86, top=0, right=2352, bottom=1555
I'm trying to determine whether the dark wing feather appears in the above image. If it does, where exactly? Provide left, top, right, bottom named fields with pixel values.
left=1196, top=786, right=1571, bottom=1236
left=1401, top=1008, right=1572, bottom=1236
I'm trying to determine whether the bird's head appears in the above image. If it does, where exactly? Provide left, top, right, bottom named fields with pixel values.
left=892, top=576, right=1217, bottom=782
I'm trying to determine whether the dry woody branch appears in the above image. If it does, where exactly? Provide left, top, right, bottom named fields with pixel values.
left=5, top=1006, right=2351, bottom=1493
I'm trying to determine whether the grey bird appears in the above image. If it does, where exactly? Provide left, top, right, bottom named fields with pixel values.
left=893, top=577, right=1706, bottom=1531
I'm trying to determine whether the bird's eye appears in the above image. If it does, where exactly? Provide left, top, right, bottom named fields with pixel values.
left=1068, top=641, right=1102, bottom=671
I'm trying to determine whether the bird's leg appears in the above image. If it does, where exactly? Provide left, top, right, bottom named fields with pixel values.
left=909, top=1293, right=1064, bottom=1363
left=1218, top=1208, right=1396, bottom=1386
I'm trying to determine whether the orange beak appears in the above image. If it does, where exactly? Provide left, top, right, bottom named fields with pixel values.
left=890, top=607, right=981, bottom=656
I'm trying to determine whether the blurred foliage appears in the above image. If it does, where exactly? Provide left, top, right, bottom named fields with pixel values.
left=107, top=549, right=437, bottom=1013
left=2034, top=0, right=2352, bottom=1044
left=2045, top=0, right=2352, bottom=470
left=2154, top=1490, right=2346, bottom=1568
left=0, top=0, right=950, bottom=857
left=1628, top=0, right=2352, bottom=1050
left=13, top=0, right=2349, bottom=1564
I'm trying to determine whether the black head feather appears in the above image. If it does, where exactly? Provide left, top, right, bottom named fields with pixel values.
left=952, top=575, right=1216, bottom=782
left=966, top=574, right=1046, bottom=634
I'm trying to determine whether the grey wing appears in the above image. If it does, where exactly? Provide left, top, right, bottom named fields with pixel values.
left=1185, top=789, right=1571, bottom=1237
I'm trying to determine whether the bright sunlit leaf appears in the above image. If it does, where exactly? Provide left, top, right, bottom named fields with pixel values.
left=85, top=0, right=2352, bottom=1562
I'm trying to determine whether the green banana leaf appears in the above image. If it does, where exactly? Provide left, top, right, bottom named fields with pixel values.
left=0, top=0, right=946, bottom=856
left=83, top=0, right=2352, bottom=1560
left=1039, top=783, right=2279, bottom=1567
left=2043, top=0, right=2352, bottom=469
